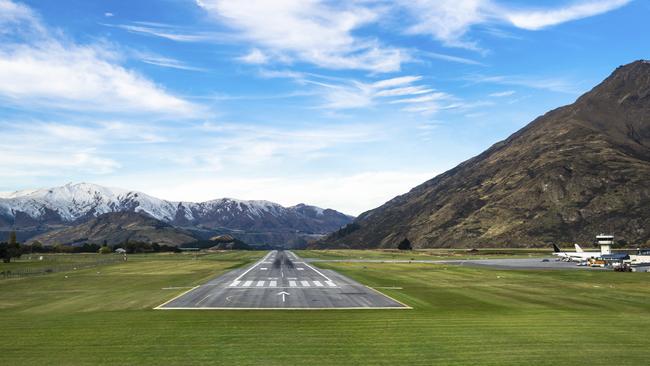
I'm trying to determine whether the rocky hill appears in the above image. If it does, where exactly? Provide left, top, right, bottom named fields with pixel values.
left=317, top=60, right=650, bottom=249
left=29, top=212, right=198, bottom=247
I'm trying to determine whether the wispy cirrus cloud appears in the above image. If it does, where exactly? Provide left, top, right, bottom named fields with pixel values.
left=489, top=90, right=516, bottom=97
left=395, top=0, right=632, bottom=51
left=465, top=74, right=579, bottom=93
left=104, top=21, right=222, bottom=43
left=504, top=0, right=632, bottom=30
left=137, top=53, right=206, bottom=71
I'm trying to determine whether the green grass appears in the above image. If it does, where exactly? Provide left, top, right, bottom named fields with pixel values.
left=1, top=250, right=649, bottom=365
left=296, top=248, right=550, bottom=260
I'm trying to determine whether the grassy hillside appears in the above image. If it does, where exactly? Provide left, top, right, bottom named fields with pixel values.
left=1, top=251, right=649, bottom=365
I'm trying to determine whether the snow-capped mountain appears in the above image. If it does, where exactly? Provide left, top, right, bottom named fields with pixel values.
left=0, top=183, right=354, bottom=246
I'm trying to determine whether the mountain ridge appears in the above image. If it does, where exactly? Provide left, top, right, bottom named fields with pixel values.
left=0, top=182, right=354, bottom=247
left=317, top=60, right=650, bottom=249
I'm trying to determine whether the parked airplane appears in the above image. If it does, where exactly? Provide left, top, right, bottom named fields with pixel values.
left=552, top=244, right=601, bottom=262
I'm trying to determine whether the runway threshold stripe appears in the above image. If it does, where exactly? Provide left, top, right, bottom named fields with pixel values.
left=269, top=281, right=277, bottom=287
left=326, top=281, right=336, bottom=287
left=301, top=280, right=310, bottom=287
left=313, top=281, right=323, bottom=287
left=289, top=281, right=297, bottom=287
left=256, top=281, right=265, bottom=287
left=229, top=281, right=241, bottom=287
left=243, top=280, right=253, bottom=287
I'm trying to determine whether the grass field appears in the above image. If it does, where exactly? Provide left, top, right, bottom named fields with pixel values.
left=296, top=248, right=551, bottom=260
left=1, top=250, right=649, bottom=365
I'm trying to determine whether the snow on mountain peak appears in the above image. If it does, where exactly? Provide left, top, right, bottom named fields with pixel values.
left=0, top=183, right=349, bottom=225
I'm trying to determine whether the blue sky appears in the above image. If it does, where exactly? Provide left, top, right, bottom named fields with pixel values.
left=0, top=0, right=647, bottom=215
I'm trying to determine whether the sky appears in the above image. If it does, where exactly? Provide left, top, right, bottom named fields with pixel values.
left=0, top=0, right=648, bottom=215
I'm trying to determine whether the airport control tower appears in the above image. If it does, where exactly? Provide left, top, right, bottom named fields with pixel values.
left=596, top=234, right=614, bottom=255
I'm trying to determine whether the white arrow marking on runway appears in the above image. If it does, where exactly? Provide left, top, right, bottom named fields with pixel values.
left=277, top=291, right=290, bottom=302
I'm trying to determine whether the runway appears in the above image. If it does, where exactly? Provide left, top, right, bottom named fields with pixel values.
left=157, top=250, right=410, bottom=310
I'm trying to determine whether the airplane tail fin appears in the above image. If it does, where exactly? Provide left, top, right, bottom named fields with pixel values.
left=574, top=243, right=584, bottom=253
left=552, top=243, right=561, bottom=253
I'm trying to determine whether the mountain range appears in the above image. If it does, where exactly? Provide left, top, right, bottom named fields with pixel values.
left=0, top=182, right=353, bottom=247
left=317, top=60, right=650, bottom=249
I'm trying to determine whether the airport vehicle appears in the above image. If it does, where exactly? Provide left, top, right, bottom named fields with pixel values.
left=552, top=243, right=601, bottom=262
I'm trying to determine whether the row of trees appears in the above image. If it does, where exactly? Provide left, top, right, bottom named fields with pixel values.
left=1, top=231, right=182, bottom=262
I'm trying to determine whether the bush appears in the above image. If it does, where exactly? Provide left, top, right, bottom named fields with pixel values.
left=98, top=246, right=112, bottom=254
left=398, top=238, right=412, bottom=250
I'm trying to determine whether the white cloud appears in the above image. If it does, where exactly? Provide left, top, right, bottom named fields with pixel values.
left=398, top=0, right=489, bottom=50
left=104, top=12, right=114, bottom=18
left=196, top=0, right=407, bottom=72
left=395, top=0, right=631, bottom=51
left=504, top=0, right=632, bottom=30
left=0, top=1, right=197, bottom=116
left=238, top=48, right=268, bottom=64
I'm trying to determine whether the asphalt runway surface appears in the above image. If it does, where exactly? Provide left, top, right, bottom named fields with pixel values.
left=157, top=250, right=409, bottom=310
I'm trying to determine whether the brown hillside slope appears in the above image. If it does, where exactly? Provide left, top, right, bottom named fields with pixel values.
left=317, top=61, right=650, bottom=248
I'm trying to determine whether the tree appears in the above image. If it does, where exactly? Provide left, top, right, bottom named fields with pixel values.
left=98, top=245, right=112, bottom=254
left=398, top=238, right=412, bottom=250
left=0, top=241, right=21, bottom=263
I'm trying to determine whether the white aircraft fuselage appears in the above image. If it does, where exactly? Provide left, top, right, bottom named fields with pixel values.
left=552, top=244, right=601, bottom=262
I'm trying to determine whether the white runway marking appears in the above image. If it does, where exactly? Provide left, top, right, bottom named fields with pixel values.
left=289, top=281, right=297, bottom=287
left=260, top=268, right=268, bottom=270
left=297, top=268, right=304, bottom=271
left=243, top=280, right=253, bottom=287
left=313, top=281, right=323, bottom=287
left=256, top=281, right=265, bottom=287
left=229, top=281, right=241, bottom=287
left=326, top=281, right=336, bottom=287
left=196, top=294, right=212, bottom=306
left=234, top=251, right=275, bottom=282
left=301, top=280, right=310, bottom=287
left=269, top=281, right=277, bottom=287
left=287, top=251, right=333, bottom=282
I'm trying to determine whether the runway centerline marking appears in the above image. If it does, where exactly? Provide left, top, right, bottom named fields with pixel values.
left=234, top=250, right=276, bottom=282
